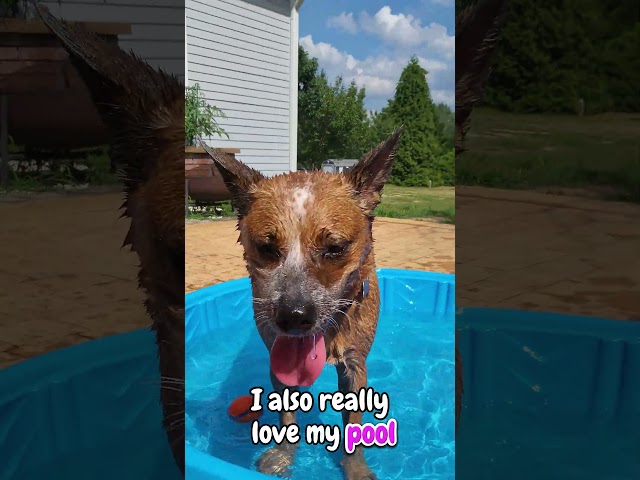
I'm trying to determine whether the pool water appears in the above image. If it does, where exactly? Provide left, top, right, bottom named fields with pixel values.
left=14, top=434, right=175, bottom=480
left=186, top=311, right=454, bottom=480
left=456, top=416, right=639, bottom=479
left=456, top=308, right=640, bottom=480
left=0, top=329, right=181, bottom=480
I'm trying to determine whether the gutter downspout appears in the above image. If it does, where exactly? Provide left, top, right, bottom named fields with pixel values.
left=184, top=2, right=189, bottom=87
left=288, top=0, right=304, bottom=172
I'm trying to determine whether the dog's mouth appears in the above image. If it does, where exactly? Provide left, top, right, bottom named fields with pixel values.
left=270, top=333, right=326, bottom=387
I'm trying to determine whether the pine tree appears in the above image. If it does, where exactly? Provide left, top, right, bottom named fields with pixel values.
left=388, top=57, right=445, bottom=185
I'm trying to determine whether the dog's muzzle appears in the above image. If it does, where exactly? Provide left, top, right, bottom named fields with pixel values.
left=274, top=295, right=317, bottom=334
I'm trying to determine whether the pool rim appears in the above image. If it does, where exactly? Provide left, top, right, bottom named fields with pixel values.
left=457, top=307, right=639, bottom=340
left=0, top=328, right=154, bottom=403
left=185, top=267, right=455, bottom=480
left=185, top=267, right=454, bottom=304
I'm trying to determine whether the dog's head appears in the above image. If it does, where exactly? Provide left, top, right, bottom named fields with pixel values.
left=204, top=130, right=401, bottom=337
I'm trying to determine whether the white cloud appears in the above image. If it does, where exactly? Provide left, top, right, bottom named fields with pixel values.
left=326, top=12, right=359, bottom=34
left=418, top=57, right=449, bottom=75
left=303, top=6, right=455, bottom=110
left=299, top=34, right=454, bottom=111
left=357, top=6, right=454, bottom=59
left=431, top=89, right=455, bottom=106
left=299, top=35, right=357, bottom=69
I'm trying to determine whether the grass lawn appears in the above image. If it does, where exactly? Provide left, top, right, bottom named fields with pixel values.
left=186, top=200, right=234, bottom=221
left=375, top=185, right=455, bottom=223
left=457, top=108, right=640, bottom=202
left=186, top=185, right=455, bottom=223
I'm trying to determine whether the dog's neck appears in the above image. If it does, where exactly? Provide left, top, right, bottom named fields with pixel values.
left=349, top=219, right=375, bottom=305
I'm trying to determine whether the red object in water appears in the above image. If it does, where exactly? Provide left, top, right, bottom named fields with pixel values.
left=228, top=395, right=262, bottom=423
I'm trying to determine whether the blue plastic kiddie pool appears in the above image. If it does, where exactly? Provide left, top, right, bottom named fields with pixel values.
left=456, top=308, right=640, bottom=480
left=185, top=268, right=456, bottom=480
left=0, top=329, right=182, bottom=480
left=3, top=273, right=634, bottom=479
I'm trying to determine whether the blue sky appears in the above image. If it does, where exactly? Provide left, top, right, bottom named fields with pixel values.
left=299, top=0, right=455, bottom=112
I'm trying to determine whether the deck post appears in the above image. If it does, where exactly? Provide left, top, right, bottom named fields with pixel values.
left=0, top=94, right=9, bottom=188
left=185, top=178, right=189, bottom=217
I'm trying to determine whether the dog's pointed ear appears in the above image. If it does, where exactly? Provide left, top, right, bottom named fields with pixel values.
left=34, top=3, right=184, bottom=249
left=456, top=0, right=507, bottom=156
left=199, top=140, right=265, bottom=217
left=34, top=4, right=186, bottom=474
left=348, top=128, right=403, bottom=213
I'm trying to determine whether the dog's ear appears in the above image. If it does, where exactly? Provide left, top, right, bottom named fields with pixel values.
left=199, top=141, right=265, bottom=217
left=34, top=4, right=186, bottom=473
left=348, top=128, right=403, bottom=213
left=456, top=0, right=507, bottom=156
left=34, top=4, right=184, bottom=253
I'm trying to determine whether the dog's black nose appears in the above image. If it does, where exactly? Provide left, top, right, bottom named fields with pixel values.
left=275, top=300, right=316, bottom=333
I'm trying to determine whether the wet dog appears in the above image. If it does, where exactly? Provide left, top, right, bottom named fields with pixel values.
left=455, top=0, right=507, bottom=431
left=35, top=5, right=186, bottom=473
left=203, top=129, right=402, bottom=480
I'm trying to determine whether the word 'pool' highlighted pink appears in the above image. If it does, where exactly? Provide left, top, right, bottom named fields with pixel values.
left=344, top=418, right=398, bottom=454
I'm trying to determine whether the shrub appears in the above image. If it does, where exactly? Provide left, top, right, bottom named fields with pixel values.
left=185, top=84, right=228, bottom=146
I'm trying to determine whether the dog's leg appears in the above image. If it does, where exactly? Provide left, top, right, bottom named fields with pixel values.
left=256, top=370, right=299, bottom=478
left=336, top=362, right=377, bottom=480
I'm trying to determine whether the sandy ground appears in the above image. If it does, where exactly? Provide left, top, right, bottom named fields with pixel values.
left=0, top=191, right=454, bottom=370
left=0, top=192, right=148, bottom=369
left=457, top=187, right=640, bottom=320
left=2, top=185, right=638, bottom=370
left=185, top=217, right=455, bottom=293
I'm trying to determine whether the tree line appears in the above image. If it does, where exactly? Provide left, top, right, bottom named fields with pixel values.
left=297, top=47, right=454, bottom=187
left=456, top=0, right=640, bottom=114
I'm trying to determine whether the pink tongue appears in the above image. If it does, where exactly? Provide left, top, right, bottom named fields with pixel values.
left=270, top=335, right=326, bottom=387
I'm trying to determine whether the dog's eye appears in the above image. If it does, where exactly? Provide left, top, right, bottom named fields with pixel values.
left=256, top=242, right=280, bottom=259
left=324, top=243, right=347, bottom=259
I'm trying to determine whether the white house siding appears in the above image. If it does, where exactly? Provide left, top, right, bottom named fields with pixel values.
left=186, top=0, right=297, bottom=176
left=38, top=0, right=185, bottom=82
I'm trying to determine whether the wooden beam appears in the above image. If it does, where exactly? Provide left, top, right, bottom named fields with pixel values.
left=185, top=179, right=189, bottom=217
left=185, top=146, right=241, bottom=154
left=0, top=94, right=8, bottom=188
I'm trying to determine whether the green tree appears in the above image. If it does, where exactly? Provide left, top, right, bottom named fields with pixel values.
left=297, top=46, right=372, bottom=169
left=368, top=101, right=397, bottom=148
left=387, top=57, right=450, bottom=185
left=468, top=0, right=640, bottom=113
left=434, top=103, right=455, bottom=150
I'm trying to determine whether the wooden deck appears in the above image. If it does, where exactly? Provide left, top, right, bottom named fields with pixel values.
left=184, top=147, right=238, bottom=213
left=0, top=18, right=131, bottom=185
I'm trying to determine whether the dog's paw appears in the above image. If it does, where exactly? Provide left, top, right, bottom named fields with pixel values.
left=341, top=455, right=377, bottom=480
left=256, top=446, right=295, bottom=478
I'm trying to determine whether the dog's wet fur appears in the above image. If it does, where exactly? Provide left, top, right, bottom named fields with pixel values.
left=204, top=130, right=402, bottom=479
left=32, top=0, right=509, bottom=473
left=35, top=5, right=186, bottom=474
left=455, top=0, right=508, bottom=430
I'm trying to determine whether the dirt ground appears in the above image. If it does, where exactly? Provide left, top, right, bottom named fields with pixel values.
left=457, top=186, right=640, bottom=320
left=0, top=192, right=148, bottom=369
left=0, top=192, right=454, bottom=370
left=2, top=185, right=638, bottom=370
left=185, top=217, right=455, bottom=293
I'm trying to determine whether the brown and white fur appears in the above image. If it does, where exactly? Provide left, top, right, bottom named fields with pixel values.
left=203, top=130, right=403, bottom=480
left=455, top=0, right=507, bottom=430
left=35, top=5, right=186, bottom=474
